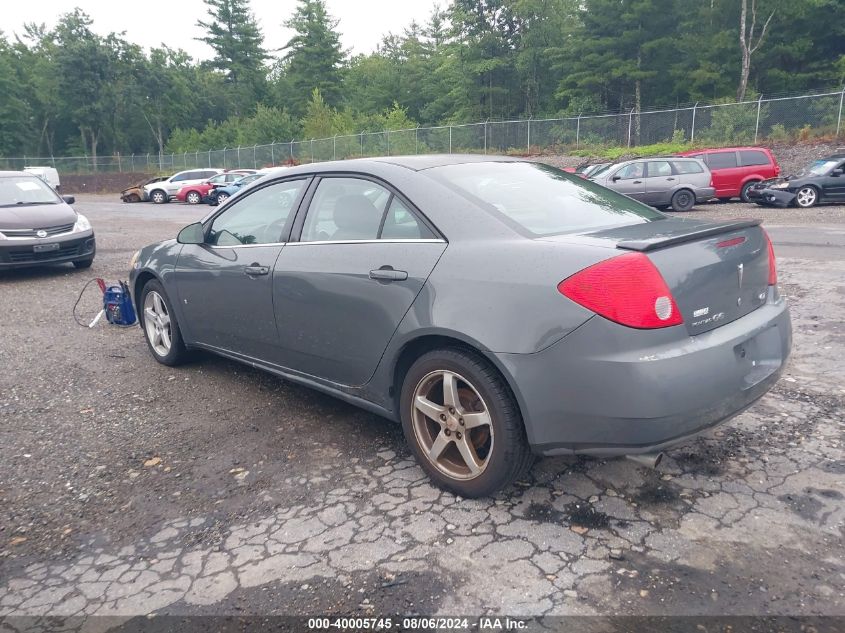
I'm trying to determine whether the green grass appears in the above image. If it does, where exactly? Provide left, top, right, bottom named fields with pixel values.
left=570, top=141, right=697, bottom=160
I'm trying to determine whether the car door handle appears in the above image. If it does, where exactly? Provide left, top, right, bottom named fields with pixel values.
left=633, top=180, right=642, bottom=184
left=666, top=177, right=676, bottom=181
left=369, top=268, right=408, bottom=281
left=244, top=264, right=269, bottom=276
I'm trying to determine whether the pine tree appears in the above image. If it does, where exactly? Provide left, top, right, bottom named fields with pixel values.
left=196, top=0, right=267, bottom=112
left=282, top=0, right=345, bottom=116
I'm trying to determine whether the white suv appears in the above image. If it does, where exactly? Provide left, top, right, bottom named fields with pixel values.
left=143, top=169, right=224, bottom=203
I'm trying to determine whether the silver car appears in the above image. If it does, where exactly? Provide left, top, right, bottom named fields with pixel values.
left=591, top=157, right=715, bottom=211
left=129, top=156, right=790, bottom=497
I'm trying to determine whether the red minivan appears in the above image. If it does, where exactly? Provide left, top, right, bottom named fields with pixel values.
left=677, top=147, right=780, bottom=202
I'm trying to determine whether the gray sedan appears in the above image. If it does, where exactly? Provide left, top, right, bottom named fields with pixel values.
left=129, top=156, right=791, bottom=497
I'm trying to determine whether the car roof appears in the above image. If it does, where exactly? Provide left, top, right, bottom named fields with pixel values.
left=0, top=170, right=38, bottom=178
left=262, top=154, right=520, bottom=179
left=679, top=146, right=771, bottom=154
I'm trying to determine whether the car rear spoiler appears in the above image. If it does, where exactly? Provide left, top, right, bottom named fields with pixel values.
left=616, top=219, right=763, bottom=252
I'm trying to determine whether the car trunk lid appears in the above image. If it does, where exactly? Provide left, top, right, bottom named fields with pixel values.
left=581, top=217, right=771, bottom=336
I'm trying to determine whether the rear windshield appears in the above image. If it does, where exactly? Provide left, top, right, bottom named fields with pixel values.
left=428, top=161, right=662, bottom=236
left=0, top=175, right=61, bottom=207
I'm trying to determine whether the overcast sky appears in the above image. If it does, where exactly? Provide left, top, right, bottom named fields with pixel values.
left=2, top=0, right=437, bottom=58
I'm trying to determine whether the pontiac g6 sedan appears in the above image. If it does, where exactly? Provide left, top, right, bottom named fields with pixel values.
left=129, top=156, right=791, bottom=497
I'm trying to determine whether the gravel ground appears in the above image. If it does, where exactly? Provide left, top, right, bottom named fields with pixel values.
left=0, top=195, right=843, bottom=623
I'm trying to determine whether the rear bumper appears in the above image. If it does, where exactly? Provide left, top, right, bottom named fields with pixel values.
left=695, top=187, right=716, bottom=202
left=0, top=231, right=96, bottom=269
left=495, top=289, right=791, bottom=456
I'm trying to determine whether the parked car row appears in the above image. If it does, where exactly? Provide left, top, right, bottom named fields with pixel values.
left=120, top=169, right=274, bottom=206
left=575, top=146, right=782, bottom=211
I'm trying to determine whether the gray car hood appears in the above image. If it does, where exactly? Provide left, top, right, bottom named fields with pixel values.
left=0, top=202, right=77, bottom=230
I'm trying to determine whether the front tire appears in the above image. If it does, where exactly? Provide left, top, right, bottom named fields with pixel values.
left=140, top=280, right=190, bottom=366
left=216, top=192, right=229, bottom=205
left=186, top=191, right=201, bottom=204
left=795, top=185, right=818, bottom=208
left=400, top=348, right=533, bottom=497
left=150, top=189, right=168, bottom=204
left=670, top=189, right=695, bottom=212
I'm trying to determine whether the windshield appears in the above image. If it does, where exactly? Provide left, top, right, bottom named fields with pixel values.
left=805, top=159, right=838, bottom=176
left=588, top=163, right=612, bottom=178
left=0, top=175, right=61, bottom=207
left=428, top=161, right=662, bottom=236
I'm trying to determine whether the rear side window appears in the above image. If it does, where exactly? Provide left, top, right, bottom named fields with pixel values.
left=381, top=198, right=436, bottom=240
left=429, top=162, right=662, bottom=236
left=739, top=150, right=771, bottom=167
left=672, top=160, right=704, bottom=174
left=647, top=161, right=672, bottom=177
left=707, top=152, right=738, bottom=169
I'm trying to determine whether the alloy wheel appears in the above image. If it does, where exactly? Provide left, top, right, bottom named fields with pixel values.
left=411, top=370, right=494, bottom=480
left=796, top=186, right=817, bottom=208
left=143, top=291, right=172, bottom=357
left=217, top=193, right=229, bottom=204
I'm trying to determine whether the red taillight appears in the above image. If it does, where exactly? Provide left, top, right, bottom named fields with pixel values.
left=557, top=252, right=683, bottom=329
left=764, top=229, right=777, bottom=285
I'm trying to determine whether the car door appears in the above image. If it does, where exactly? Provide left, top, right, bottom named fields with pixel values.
left=272, top=176, right=447, bottom=386
left=608, top=162, right=647, bottom=201
left=174, top=177, right=310, bottom=359
left=643, top=160, right=675, bottom=205
left=819, top=159, right=845, bottom=201
left=705, top=151, right=742, bottom=197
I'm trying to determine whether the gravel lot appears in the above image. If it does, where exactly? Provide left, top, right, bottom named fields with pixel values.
left=1, top=195, right=843, bottom=623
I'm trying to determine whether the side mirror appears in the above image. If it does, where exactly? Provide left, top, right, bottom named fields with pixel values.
left=612, top=176, right=621, bottom=182
left=177, top=222, right=205, bottom=245
left=62, top=195, right=75, bottom=205
left=832, top=168, right=843, bottom=177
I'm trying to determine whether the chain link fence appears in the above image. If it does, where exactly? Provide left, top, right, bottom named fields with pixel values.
left=2, top=88, right=843, bottom=175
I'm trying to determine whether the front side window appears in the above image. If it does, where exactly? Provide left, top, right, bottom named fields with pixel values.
left=208, top=179, right=305, bottom=246
left=707, top=152, right=738, bottom=169
left=614, top=163, right=645, bottom=180
left=647, top=161, right=672, bottom=177
left=429, top=161, right=662, bottom=237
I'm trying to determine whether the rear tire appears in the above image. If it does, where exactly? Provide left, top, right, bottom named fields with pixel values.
left=140, top=279, right=190, bottom=366
left=400, top=348, right=533, bottom=497
left=670, top=189, right=695, bottom=212
left=740, top=181, right=758, bottom=203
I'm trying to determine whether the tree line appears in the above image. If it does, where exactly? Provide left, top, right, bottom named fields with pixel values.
left=1, top=0, right=843, bottom=161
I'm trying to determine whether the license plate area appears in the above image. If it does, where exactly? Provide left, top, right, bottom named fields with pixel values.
left=33, top=242, right=60, bottom=253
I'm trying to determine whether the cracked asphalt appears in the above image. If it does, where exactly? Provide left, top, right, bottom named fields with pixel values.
left=0, top=195, right=843, bottom=621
